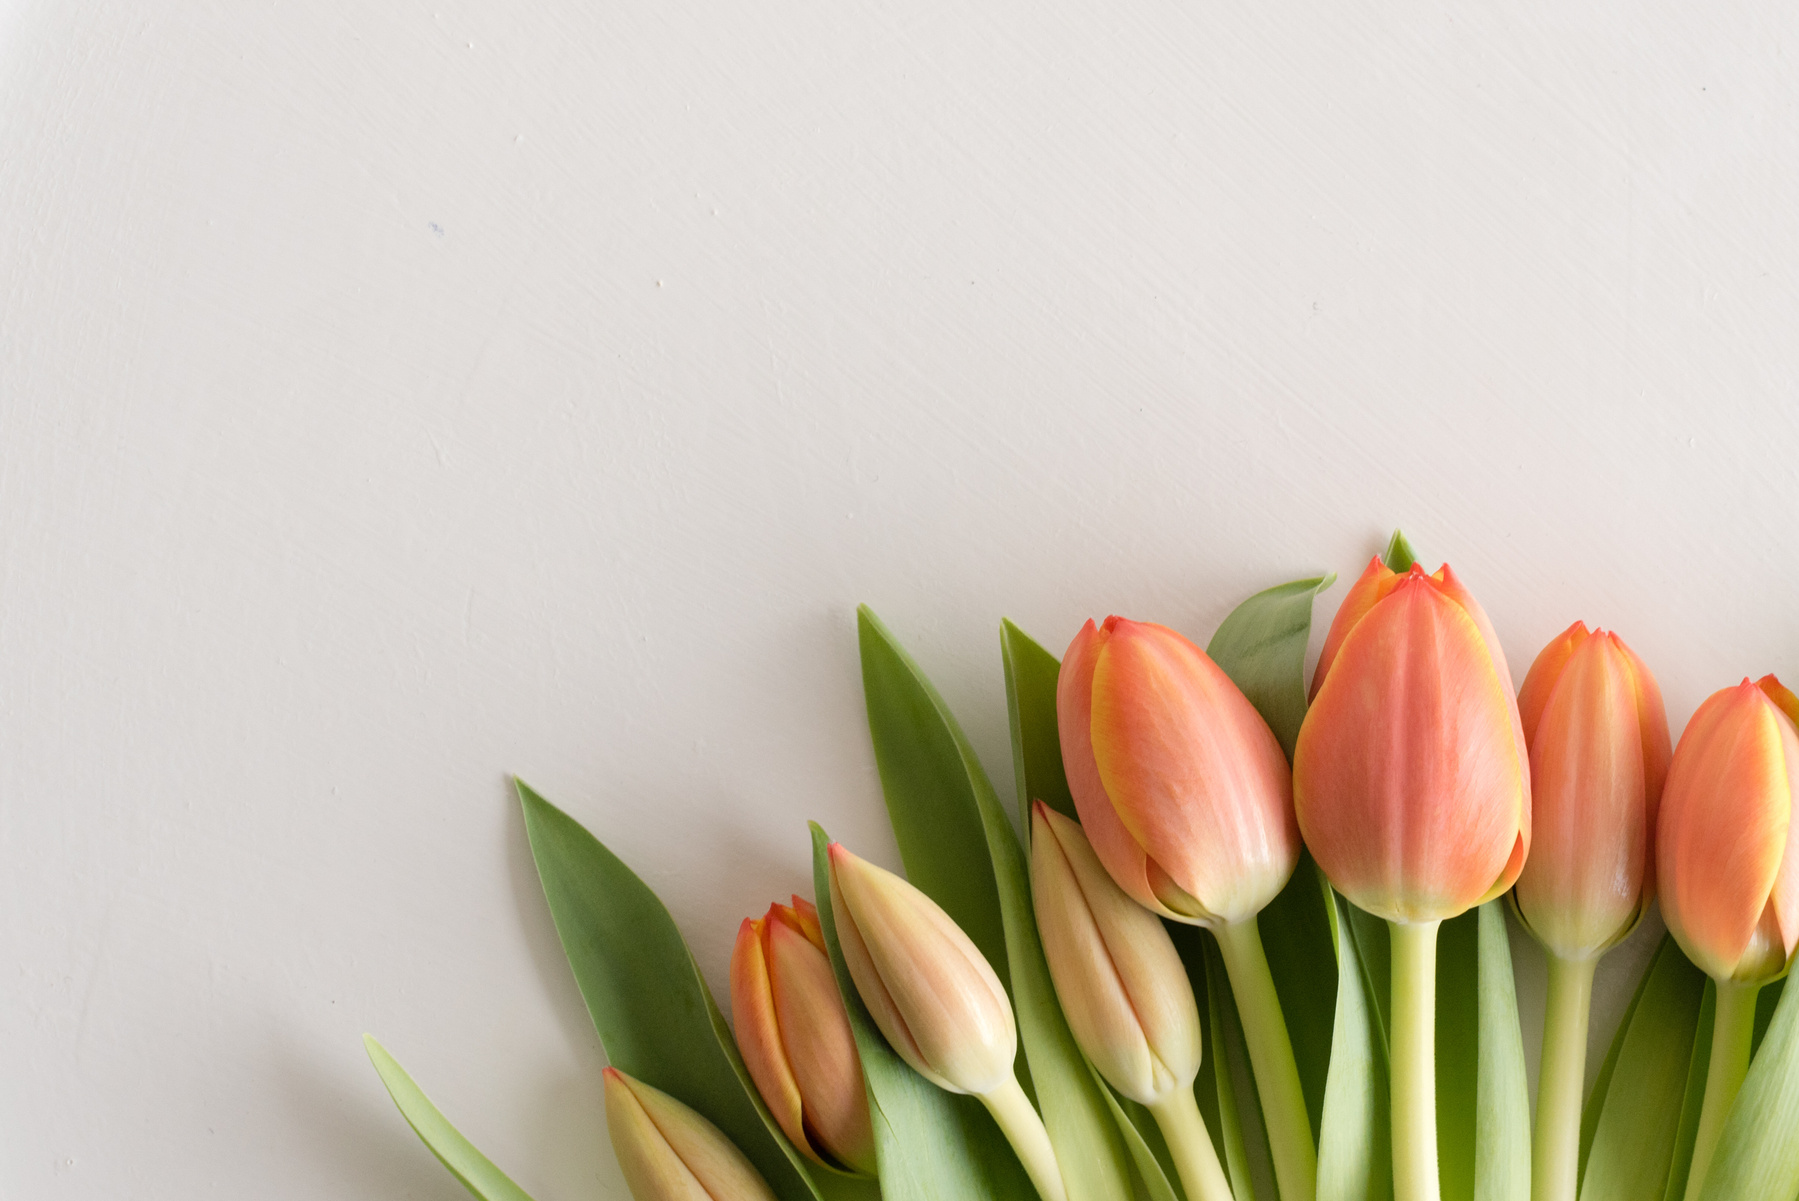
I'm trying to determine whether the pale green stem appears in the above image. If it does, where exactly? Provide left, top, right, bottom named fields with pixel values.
left=1148, top=1088, right=1237, bottom=1201
left=1215, top=917, right=1318, bottom=1201
left=980, top=1075, right=1068, bottom=1201
left=1682, top=980, right=1760, bottom=1201
left=1532, top=953, right=1596, bottom=1201
left=1390, top=919, right=1442, bottom=1201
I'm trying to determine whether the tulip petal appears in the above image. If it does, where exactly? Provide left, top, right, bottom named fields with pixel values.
left=1057, top=619, right=1177, bottom=918
left=1087, top=619, right=1297, bottom=925
left=1516, top=621, right=1588, bottom=748
left=767, top=916, right=877, bottom=1173
left=826, top=849, right=937, bottom=1087
left=1659, top=683, right=1794, bottom=980
left=729, top=919, right=811, bottom=1160
left=1310, top=557, right=1398, bottom=699
left=1618, top=636, right=1673, bottom=885
left=1294, top=573, right=1527, bottom=922
left=617, top=1070, right=782, bottom=1201
left=605, top=1069, right=717, bottom=1201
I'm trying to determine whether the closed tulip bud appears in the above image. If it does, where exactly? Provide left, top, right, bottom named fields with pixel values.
left=1658, top=676, right=1799, bottom=986
left=1294, top=558, right=1531, bottom=924
left=1029, top=801, right=1201, bottom=1105
left=827, top=842, right=1068, bottom=1201
left=1513, top=623, right=1671, bottom=958
left=730, top=897, right=875, bottom=1174
left=1056, top=616, right=1297, bottom=927
left=1029, top=802, right=1236, bottom=1201
left=603, top=1067, right=779, bottom=1201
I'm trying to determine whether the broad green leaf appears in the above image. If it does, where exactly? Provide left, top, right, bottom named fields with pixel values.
left=1579, top=935, right=1706, bottom=1201
left=1000, top=619, right=1077, bottom=825
left=516, top=782, right=866, bottom=1201
left=1206, top=574, right=1339, bottom=1139
left=364, top=1035, right=537, bottom=1201
left=1433, top=903, right=1530, bottom=1201
left=1662, top=983, right=1716, bottom=1201
left=1751, top=976, right=1785, bottom=1058
left=1383, top=530, right=1418, bottom=572
left=1318, top=889, right=1392, bottom=1201
left=810, top=823, right=1033, bottom=1200
left=859, top=607, right=1137, bottom=1201
left=1578, top=937, right=1661, bottom=1176
left=1697, top=971, right=1799, bottom=1199
left=1206, top=573, right=1336, bottom=758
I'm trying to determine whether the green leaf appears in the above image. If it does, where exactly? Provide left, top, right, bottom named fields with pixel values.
left=1697, top=969, right=1799, bottom=1199
left=1383, top=530, right=1418, bottom=573
left=1433, top=903, right=1530, bottom=1201
left=1206, top=573, right=1337, bottom=759
left=1578, top=938, right=1659, bottom=1177
left=810, top=822, right=1032, bottom=1200
left=516, top=781, right=866, bottom=1201
left=1317, top=889, right=1392, bottom=1201
left=364, top=1035, right=537, bottom=1201
left=1662, top=983, right=1716, bottom=1201
left=859, top=607, right=1138, bottom=1201
left=1000, top=619, right=1077, bottom=825
left=1578, top=934, right=1706, bottom=1201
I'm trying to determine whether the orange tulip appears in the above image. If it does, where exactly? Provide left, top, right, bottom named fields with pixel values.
left=1512, top=623, right=1671, bottom=958
left=1056, top=616, right=1297, bottom=926
left=730, top=897, right=875, bottom=1174
left=1657, top=676, right=1799, bottom=985
left=603, top=1067, right=779, bottom=1201
left=1293, top=558, right=1530, bottom=923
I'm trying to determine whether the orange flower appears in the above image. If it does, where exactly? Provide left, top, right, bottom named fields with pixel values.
left=1056, top=616, right=1298, bottom=926
left=1511, top=623, right=1670, bottom=958
left=603, top=1067, right=779, bottom=1201
left=1293, top=559, right=1530, bottom=923
left=1657, top=676, right=1799, bottom=984
left=730, top=898, right=874, bottom=1174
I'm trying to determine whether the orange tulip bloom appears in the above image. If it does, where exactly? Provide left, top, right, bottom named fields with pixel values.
left=1057, top=616, right=1298, bottom=927
left=1657, top=676, right=1799, bottom=984
left=730, top=897, right=875, bottom=1174
left=1512, top=623, right=1670, bottom=958
left=1293, top=558, right=1530, bottom=923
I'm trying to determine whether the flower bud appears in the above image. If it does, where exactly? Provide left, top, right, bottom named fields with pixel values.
left=1056, top=616, right=1298, bottom=927
left=730, top=897, right=875, bottom=1174
left=826, top=842, right=1017, bottom=1096
left=1029, top=800, right=1202, bottom=1106
left=1656, top=676, right=1799, bottom=985
left=603, top=1067, right=779, bottom=1201
left=1511, top=623, right=1670, bottom=958
left=1293, top=559, right=1530, bottom=923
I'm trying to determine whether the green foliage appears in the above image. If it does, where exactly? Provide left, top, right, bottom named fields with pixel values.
left=364, top=1036, right=537, bottom=1201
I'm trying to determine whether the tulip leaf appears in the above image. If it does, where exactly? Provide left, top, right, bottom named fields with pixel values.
left=810, top=822, right=1038, bottom=1200
left=859, top=607, right=1138, bottom=1201
left=1317, top=888, right=1393, bottom=1201
left=1434, top=902, right=1530, bottom=1201
left=516, top=781, right=869, bottom=1201
left=1383, top=530, right=1418, bottom=573
left=1207, top=574, right=1340, bottom=1139
left=1000, top=619, right=1078, bottom=827
left=1696, top=972, right=1799, bottom=1200
left=364, top=1036, right=538, bottom=1201
left=1578, top=934, right=1706, bottom=1201
left=1661, top=983, right=1717, bottom=1201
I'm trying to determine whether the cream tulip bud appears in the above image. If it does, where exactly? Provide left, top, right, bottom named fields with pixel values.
left=602, top=1067, right=779, bottom=1201
left=1029, top=800, right=1201, bottom=1105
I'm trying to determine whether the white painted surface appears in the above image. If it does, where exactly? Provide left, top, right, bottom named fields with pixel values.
left=4, top=1, right=1797, bottom=1195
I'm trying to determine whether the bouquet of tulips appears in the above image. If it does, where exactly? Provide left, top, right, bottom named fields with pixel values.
left=366, top=533, right=1799, bottom=1201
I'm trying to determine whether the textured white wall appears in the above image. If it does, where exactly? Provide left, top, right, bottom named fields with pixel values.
left=5, top=1, right=1799, bottom=1196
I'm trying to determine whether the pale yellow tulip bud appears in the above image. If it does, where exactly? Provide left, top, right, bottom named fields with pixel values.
left=603, top=1067, right=778, bottom=1201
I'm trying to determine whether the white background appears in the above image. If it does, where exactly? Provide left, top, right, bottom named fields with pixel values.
left=5, top=2, right=1799, bottom=1197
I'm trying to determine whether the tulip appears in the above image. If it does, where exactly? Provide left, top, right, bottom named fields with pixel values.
left=1292, top=557, right=1529, bottom=1201
left=603, top=1067, right=779, bottom=1201
left=1058, top=615, right=1316, bottom=1201
left=1656, top=676, right=1799, bottom=1201
left=1509, top=623, right=1670, bottom=1201
left=730, top=897, right=875, bottom=1174
left=826, top=842, right=1067, bottom=1201
left=1030, top=801, right=1232, bottom=1201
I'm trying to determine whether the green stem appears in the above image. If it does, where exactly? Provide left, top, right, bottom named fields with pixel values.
left=1682, top=980, right=1760, bottom=1201
left=1390, top=919, right=1442, bottom=1201
left=1149, top=1088, right=1237, bottom=1201
left=1532, top=953, right=1596, bottom=1201
left=980, top=1075, right=1068, bottom=1201
left=1215, top=917, right=1318, bottom=1201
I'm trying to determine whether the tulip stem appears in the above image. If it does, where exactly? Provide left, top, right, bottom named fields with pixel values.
left=1532, top=952, right=1596, bottom=1201
left=1214, top=917, right=1318, bottom=1201
left=980, top=1076, right=1068, bottom=1201
left=1390, top=919, right=1442, bottom=1201
left=1149, top=1088, right=1236, bottom=1201
left=1683, top=980, right=1760, bottom=1201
